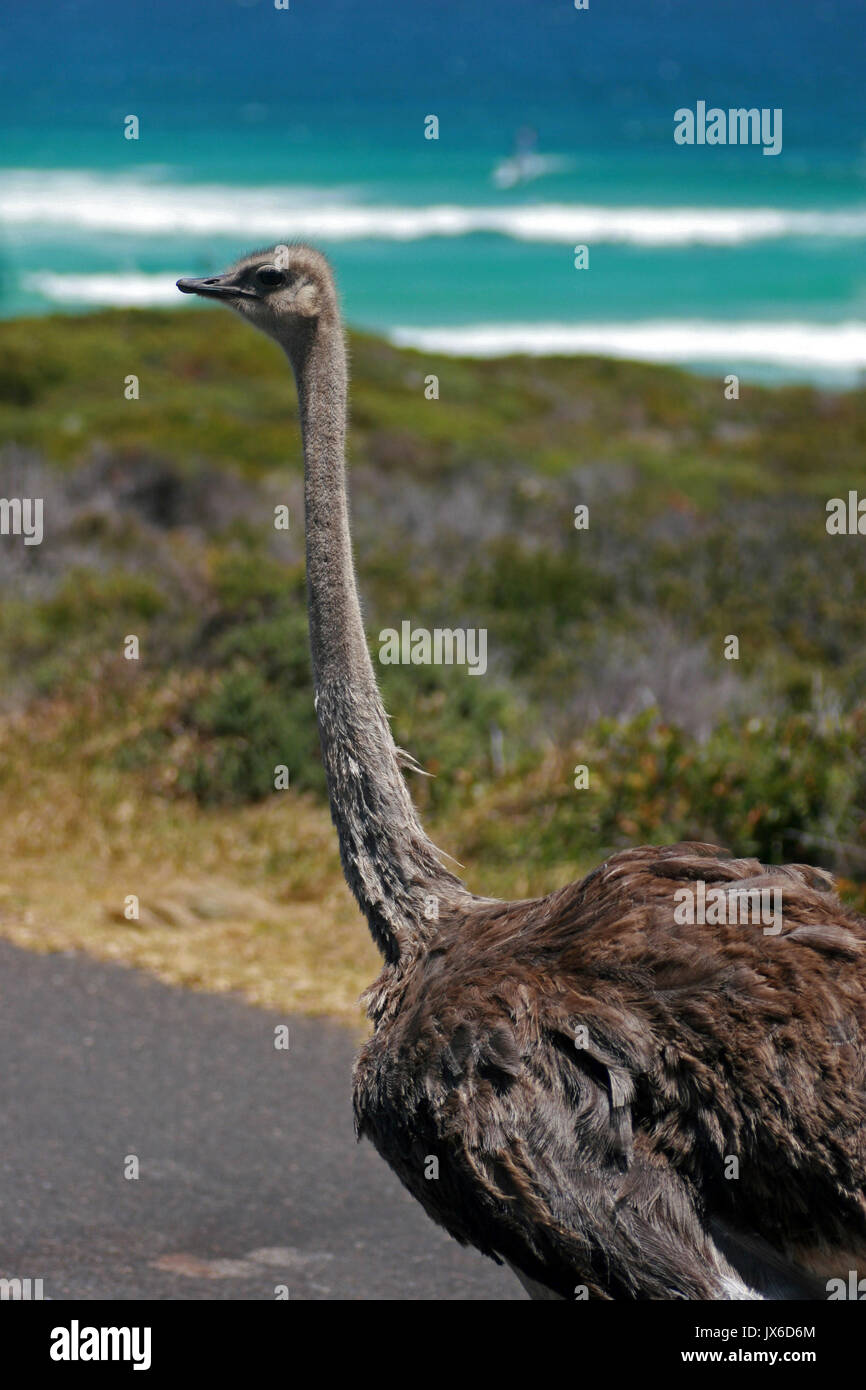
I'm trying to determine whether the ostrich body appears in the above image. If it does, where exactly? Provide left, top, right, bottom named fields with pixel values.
left=178, top=247, right=866, bottom=1301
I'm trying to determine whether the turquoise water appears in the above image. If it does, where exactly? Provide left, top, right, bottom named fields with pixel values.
left=1, top=0, right=865, bottom=381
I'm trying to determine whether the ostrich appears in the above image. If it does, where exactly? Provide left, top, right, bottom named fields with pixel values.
left=178, top=246, right=866, bottom=1301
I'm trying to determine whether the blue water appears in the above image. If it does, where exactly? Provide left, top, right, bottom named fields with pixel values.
left=1, top=0, right=864, bottom=380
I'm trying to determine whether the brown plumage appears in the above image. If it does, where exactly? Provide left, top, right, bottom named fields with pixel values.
left=178, top=246, right=866, bottom=1300
left=357, top=844, right=866, bottom=1299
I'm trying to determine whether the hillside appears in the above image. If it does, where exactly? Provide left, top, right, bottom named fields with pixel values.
left=1, top=306, right=866, bottom=1022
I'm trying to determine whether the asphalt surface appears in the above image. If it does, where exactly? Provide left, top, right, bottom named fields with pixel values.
left=0, top=939, right=518, bottom=1300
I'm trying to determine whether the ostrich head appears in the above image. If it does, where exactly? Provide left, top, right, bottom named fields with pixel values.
left=177, top=243, right=338, bottom=347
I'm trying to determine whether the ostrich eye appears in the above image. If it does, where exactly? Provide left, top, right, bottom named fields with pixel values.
left=256, top=266, right=285, bottom=288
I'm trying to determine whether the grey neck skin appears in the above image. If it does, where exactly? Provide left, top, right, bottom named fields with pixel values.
left=280, top=309, right=466, bottom=963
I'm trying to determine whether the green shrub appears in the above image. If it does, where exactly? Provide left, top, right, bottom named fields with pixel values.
left=181, top=666, right=322, bottom=803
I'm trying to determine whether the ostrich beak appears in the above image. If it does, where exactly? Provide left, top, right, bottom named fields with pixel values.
left=176, top=275, right=257, bottom=301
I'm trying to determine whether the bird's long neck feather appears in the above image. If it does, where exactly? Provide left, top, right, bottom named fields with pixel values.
left=286, top=312, right=465, bottom=961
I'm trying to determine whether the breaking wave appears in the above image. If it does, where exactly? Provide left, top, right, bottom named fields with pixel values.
left=4, top=170, right=866, bottom=246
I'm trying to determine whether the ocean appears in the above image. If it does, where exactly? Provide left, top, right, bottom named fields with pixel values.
left=1, top=0, right=864, bottom=382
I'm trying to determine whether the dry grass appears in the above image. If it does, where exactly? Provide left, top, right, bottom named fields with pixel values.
left=0, top=699, right=597, bottom=1026
left=0, top=703, right=381, bottom=1029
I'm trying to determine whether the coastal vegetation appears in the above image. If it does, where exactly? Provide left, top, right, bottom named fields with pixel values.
left=1, top=306, right=865, bottom=1021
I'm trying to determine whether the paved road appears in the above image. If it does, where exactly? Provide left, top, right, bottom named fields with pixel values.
left=0, top=940, right=518, bottom=1300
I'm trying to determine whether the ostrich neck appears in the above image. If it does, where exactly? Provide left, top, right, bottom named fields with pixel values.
left=287, top=314, right=465, bottom=962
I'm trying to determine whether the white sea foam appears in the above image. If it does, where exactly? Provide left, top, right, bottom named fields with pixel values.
left=389, top=320, right=866, bottom=370
left=21, top=267, right=866, bottom=375
left=22, top=271, right=184, bottom=306
left=3, top=170, right=866, bottom=246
